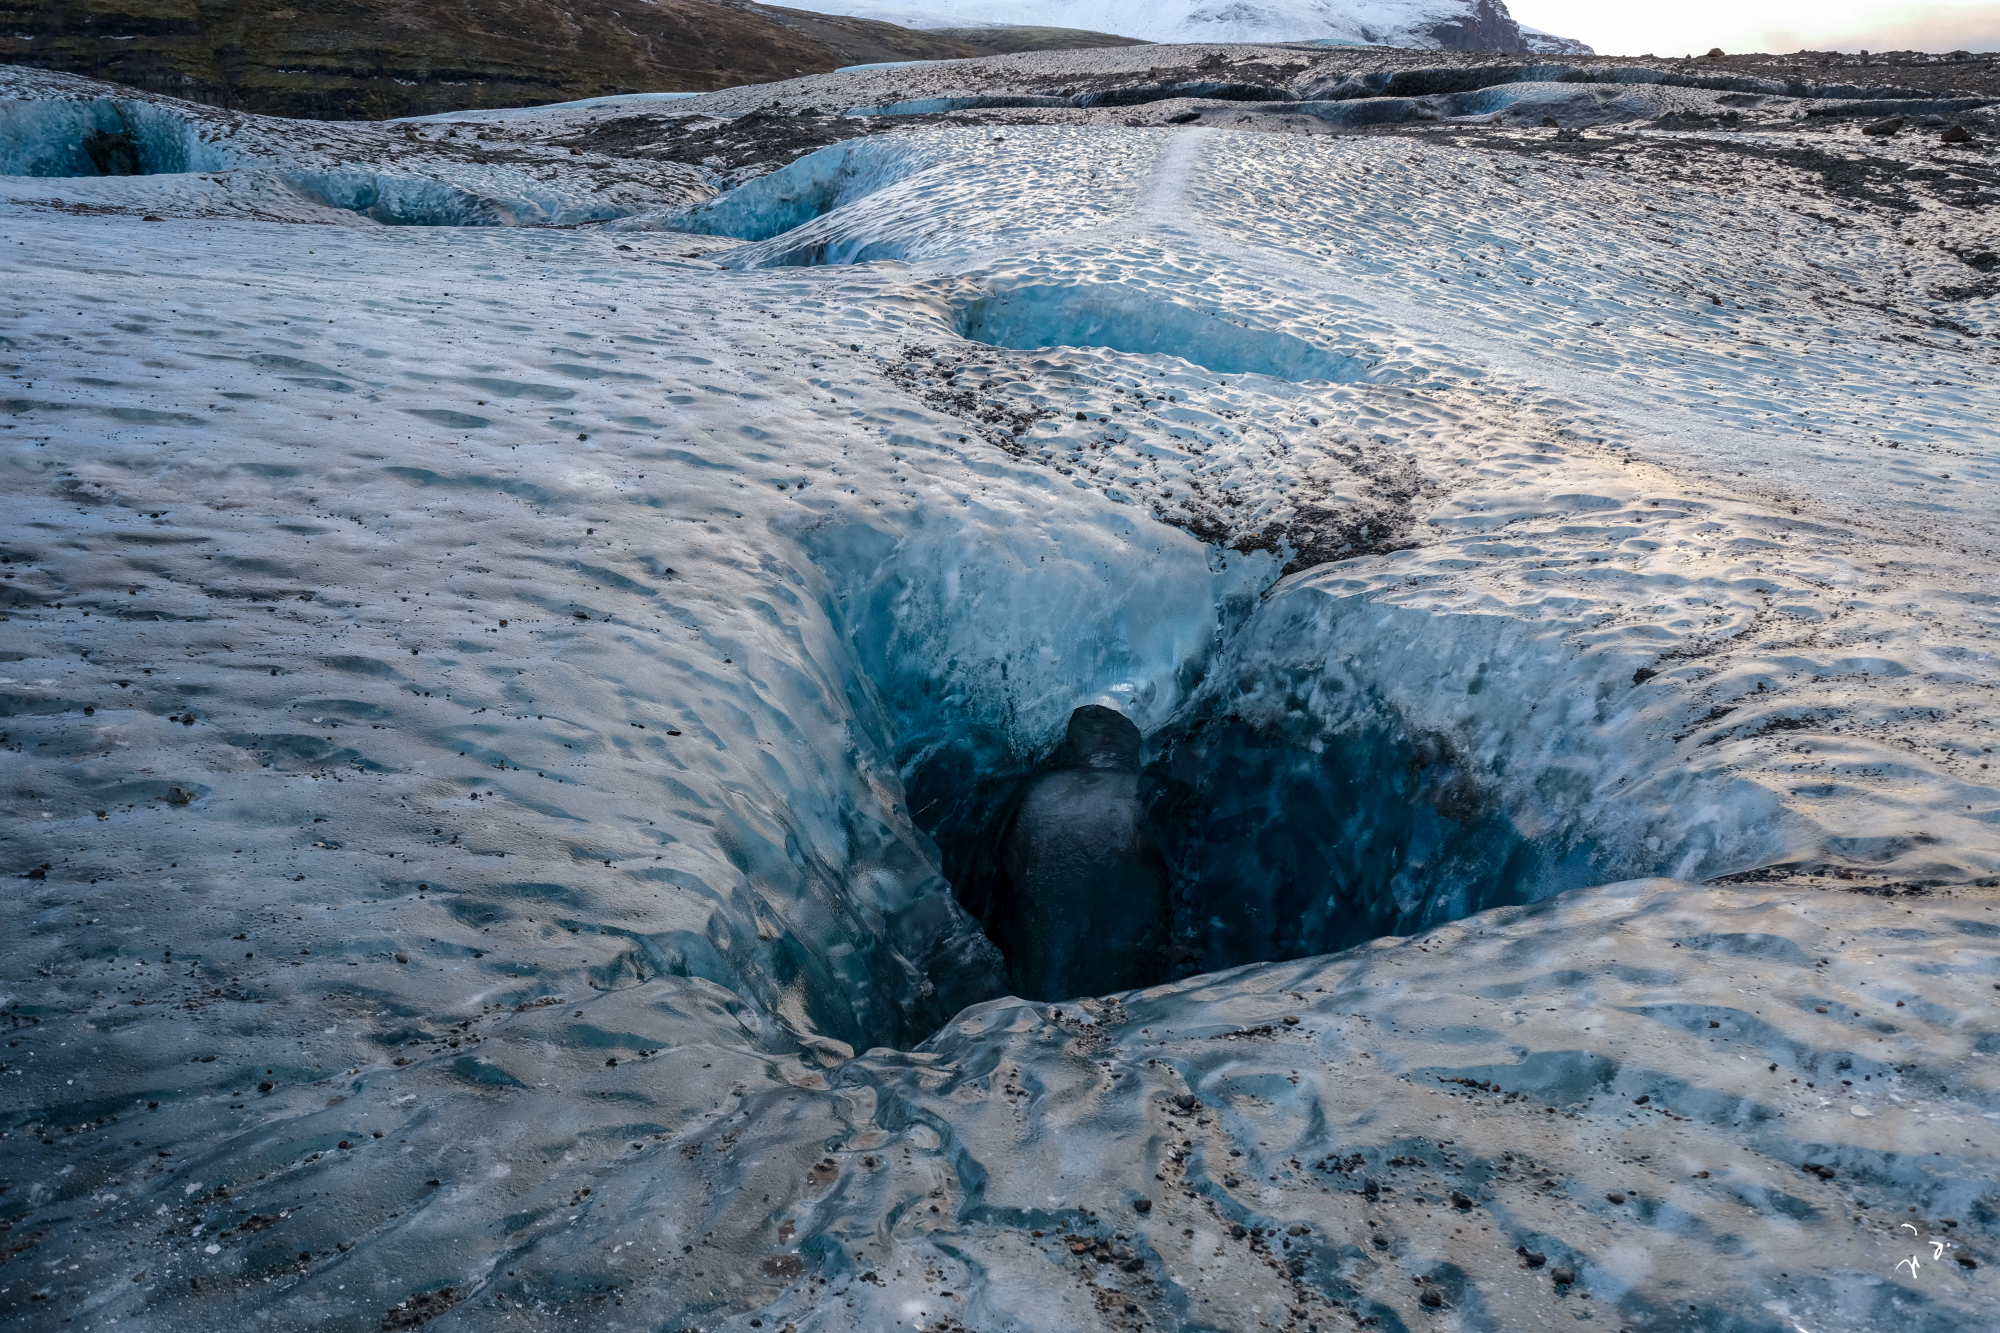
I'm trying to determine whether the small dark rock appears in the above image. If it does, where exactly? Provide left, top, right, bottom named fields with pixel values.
left=1133, top=1198, right=1151, bottom=1213
left=1420, top=1286, right=1443, bottom=1307
left=1863, top=117, right=1904, bottom=136
left=1450, top=1191, right=1473, bottom=1210
left=1633, top=1095, right=1649, bottom=1105
left=1942, top=125, right=1972, bottom=143
left=1521, top=1249, right=1547, bottom=1268
left=1552, top=1265, right=1576, bottom=1284
left=381, top=1285, right=456, bottom=1330
left=1167, top=111, right=1200, bottom=124
left=1606, top=1192, right=1627, bottom=1204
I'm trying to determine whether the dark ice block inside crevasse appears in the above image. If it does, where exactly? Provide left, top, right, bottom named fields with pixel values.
left=989, top=705, right=1172, bottom=999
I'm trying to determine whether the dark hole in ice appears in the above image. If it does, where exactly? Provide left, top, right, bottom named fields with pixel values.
left=954, top=285, right=1370, bottom=383
left=82, top=128, right=142, bottom=176
left=909, top=702, right=1558, bottom=1001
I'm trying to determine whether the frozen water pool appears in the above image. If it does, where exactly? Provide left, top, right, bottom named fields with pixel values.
left=5, top=62, right=2000, bottom=1333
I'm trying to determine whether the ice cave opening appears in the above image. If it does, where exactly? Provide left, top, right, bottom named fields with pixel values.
left=954, top=284, right=1370, bottom=383
left=0, top=97, right=226, bottom=176
left=903, top=698, right=1563, bottom=1003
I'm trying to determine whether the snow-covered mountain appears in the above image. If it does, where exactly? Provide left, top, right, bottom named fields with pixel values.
left=1519, top=22, right=1594, bottom=54
left=777, top=0, right=1589, bottom=52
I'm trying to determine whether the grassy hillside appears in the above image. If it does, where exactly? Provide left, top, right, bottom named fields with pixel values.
left=0, top=0, right=991, bottom=118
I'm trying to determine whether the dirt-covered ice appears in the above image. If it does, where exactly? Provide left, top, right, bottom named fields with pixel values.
left=4, top=50, right=2000, bottom=1333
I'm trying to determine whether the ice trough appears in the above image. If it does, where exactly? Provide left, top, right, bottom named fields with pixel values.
left=954, top=284, right=1371, bottom=383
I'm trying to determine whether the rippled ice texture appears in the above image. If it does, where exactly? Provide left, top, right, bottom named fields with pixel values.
left=4, top=68, right=2000, bottom=1333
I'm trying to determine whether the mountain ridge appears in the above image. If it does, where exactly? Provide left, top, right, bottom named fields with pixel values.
left=772, top=0, right=1592, bottom=54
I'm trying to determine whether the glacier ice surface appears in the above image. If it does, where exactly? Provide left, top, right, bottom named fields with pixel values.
left=5, top=53, right=2000, bottom=1333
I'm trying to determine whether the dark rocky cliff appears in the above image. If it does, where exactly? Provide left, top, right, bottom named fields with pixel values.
left=1417, top=0, right=1529, bottom=53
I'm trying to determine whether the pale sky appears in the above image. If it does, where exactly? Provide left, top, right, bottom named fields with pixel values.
left=1510, top=1, right=2000, bottom=55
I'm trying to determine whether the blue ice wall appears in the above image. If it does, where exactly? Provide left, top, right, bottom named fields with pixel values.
left=671, top=136, right=926, bottom=243
left=0, top=98, right=233, bottom=176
